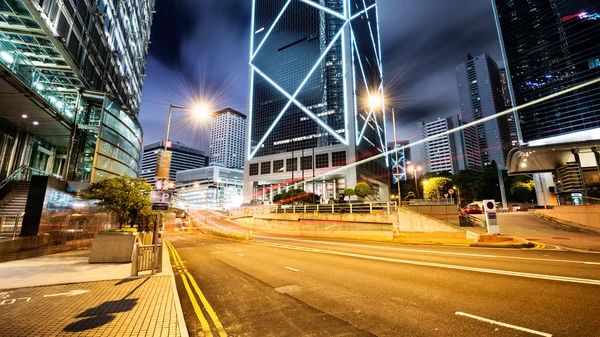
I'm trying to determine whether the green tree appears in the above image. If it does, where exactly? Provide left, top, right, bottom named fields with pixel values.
left=343, top=188, right=355, bottom=200
left=354, top=182, right=371, bottom=200
left=82, top=176, right=153, bottom=229
left=423, top=177, right=453, bottom=200
left=510, top=177, right=536, bottom=203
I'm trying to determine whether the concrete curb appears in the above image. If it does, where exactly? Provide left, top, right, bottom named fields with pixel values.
left=164, top=243, right=189, bottom=337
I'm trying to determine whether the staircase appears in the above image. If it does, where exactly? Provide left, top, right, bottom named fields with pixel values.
left=0, top=181, right=30, bottom=237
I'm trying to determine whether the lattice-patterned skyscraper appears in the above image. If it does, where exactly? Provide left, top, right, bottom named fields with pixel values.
left=244, top=0, right=389, bottom=203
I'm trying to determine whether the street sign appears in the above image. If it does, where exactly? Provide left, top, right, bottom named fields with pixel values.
left=150, top=191, right=172, bottom=204
left=152, top=203, right=169, bottom=211
left=448, top=189, right=454, bottom=195
left=483, top=199, right=500, bottom=234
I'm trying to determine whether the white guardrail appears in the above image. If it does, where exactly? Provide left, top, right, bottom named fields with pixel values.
left=229, top=202, right=396, bottom=217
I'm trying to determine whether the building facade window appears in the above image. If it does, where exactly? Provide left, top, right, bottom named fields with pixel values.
left=286, top=158, right=297, bottom=172
left=273, top=160, right=284, bottom=173
left=261, top=161, right=271, bottom=175
left=315, top=153, right=328, bottom=168
left=332, top=151, right=346, bottom=167
left=249, top=163, right=259, bottom=176
left=301, top=156, right=312, bottom=170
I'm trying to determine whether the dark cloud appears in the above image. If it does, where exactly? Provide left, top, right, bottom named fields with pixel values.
left=141, top=0, right=502, bottom=153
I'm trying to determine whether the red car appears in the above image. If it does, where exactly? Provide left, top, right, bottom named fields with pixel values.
left=464, top=204, right=483, bottom=214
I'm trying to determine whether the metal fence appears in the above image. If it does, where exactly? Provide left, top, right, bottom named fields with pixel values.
left=131, top=242, right=162, bottom=276
left=230, top=202, right=394, bottom=216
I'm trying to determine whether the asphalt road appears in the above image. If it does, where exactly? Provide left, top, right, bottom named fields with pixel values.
left=167, top=214, right=600, bottom=337
left=472, top=212, right=600, bottom=251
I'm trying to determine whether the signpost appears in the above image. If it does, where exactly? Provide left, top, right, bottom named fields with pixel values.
left=483, top=199, right=500, bottom=234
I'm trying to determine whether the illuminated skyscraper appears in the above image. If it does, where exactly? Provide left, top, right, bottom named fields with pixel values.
left=244, top=0, right=389, bottom=203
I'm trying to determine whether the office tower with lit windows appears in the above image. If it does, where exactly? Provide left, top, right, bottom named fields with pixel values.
left=0, top=0, right=155, bottom=184
left=0, top=0, right=155, bottom=236
left=499, top=68, right=518, bottom=146
left=493, top=0, right=600, bottom=144
left=493, top=0, right=600, bottom=205
left=209, top=108, right=246, bottom=169
left=456, top=54, right=511, bottom=168
left=244, top=0, right=389, bottom=203
left=140, top=141, right=207, bottom=188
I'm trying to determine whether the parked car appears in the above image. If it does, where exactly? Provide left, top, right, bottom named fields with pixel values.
left=464, top=204, right=483, bottom=214
left=511, top=204, right=521, bottom=211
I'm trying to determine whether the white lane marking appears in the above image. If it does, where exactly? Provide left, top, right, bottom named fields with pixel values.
left=254, top=242, right=600, bottom=286
left=285, top=267, right=300, bottom=272
left=44, top=290, right=90, bottom=297
left=238, top=253, right=245, bottom=257
left=455, top=312, right=552, bottom=337
left=255, top=236, right=600, bottom=266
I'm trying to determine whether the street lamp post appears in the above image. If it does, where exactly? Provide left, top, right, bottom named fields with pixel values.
left=453, top=185, right=461, bottom=208
left=164, top=104, right=210, bottom=151
left=409, top=166, right=422, bottom=198
left=369, top=96, right=402, bottom=205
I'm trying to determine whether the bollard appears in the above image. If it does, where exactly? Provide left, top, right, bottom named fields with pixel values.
left=131, top=242, right=139, bottom=276
left=249, top=229, right=253, bottom=240
left=12, top=217, right=19, bottom=240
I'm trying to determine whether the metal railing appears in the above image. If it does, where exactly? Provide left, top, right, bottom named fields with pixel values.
left=0, top=165, right=61, bottom=192
left=230, top=202, right=394, bottom=216
left=131, top=241, right=162, bottom=276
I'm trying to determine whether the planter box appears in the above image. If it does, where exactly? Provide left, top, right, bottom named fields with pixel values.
left=89, top=231, right=137, bottom=263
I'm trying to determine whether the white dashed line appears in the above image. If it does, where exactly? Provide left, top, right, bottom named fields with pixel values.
left=455, top=312, right=552, bottom=336
left=285, top=267, right=300, bottom=272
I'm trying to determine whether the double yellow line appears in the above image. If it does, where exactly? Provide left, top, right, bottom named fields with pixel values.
left=164, top=239, right=228, bottom=337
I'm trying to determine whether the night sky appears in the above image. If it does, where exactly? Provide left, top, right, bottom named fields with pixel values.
left=138, top=0, right=503, bottom=162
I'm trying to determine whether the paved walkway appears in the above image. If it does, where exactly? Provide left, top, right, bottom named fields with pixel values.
left=0, top=246, right=187, bottom=337
left=473, top=212, right=600, bottom=251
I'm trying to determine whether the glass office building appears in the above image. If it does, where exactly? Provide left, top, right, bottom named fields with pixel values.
left=495, top=0, right=600, bottom=205
left=0, top=0, right=155, bottom=185
left=245, top=0, right=389, bottom=203
left=492, top=0, right=600, bottom=143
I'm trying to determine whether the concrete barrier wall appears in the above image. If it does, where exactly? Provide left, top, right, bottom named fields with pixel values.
left=235, top=216, right=393, bottom=241
left=536, top=205, right=600, bottom=229
left=233, top=208, right=468, bottom=241
left=407, top=205, right=460, bottom=227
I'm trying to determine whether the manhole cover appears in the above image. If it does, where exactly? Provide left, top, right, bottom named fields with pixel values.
left=274, top=285, right=302, bottom=294
left=551, top=237, right=571, bottom=240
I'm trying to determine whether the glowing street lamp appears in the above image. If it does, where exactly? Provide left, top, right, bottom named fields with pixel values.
left=368, top=93, right=402, bottom=205
left=164, top=103, right=212, bottom=151
left=409, top=165, right=422, bottom=197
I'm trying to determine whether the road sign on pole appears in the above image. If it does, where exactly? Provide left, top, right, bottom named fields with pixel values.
left=150, top=191, right=172, bottom=204
left=448, top=189, right=454, bottom=195
left=483, top=199, right=500, bottom=234
left=151, top=203, right=169, bottom=211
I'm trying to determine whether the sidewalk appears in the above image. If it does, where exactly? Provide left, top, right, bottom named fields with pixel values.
left=0, top=245, right=187, bottom=337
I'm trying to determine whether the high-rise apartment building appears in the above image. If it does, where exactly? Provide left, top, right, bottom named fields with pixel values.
left=0, top=0, right=155, bottom=185
left=244, top=0, right=389, bottom=203
left=499, top=68, right=518, bottom=146
left=456, top=54, right=511, bottom=168
left=210, top=108, right=246, bottom=169
left=140, top=141, right=207, bottom=188
left=420, top=115, right=480, bottom=175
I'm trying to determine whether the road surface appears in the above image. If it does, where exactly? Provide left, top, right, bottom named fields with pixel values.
left=166, top=212, right=600, bottom=336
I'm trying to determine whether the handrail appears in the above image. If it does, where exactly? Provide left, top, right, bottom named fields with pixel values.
left=0, top=165, right=61, bottom=192
left=0, top=165, right=28, bottom=191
